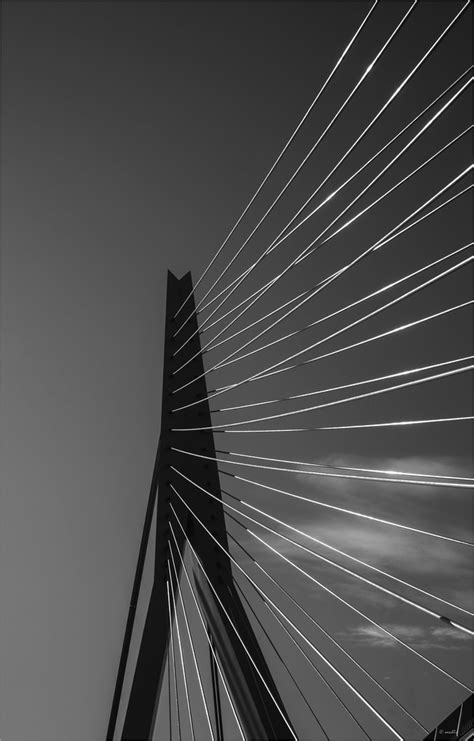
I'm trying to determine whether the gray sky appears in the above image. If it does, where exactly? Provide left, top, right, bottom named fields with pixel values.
left=1, top=2, right=472, bottom=740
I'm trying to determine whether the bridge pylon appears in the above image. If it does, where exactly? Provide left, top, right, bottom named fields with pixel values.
left=107, top=271, right=294, bottom=741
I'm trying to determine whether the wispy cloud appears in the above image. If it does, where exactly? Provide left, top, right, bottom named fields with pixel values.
left=246, top=453, right=473, bottom=613
left=288, top=520, right=473, bottom=578
left=294, top=453, right=473, bottom=519
left=295, top=454, right=473, bottom=485
left=344, top=623, right=471, bottom=650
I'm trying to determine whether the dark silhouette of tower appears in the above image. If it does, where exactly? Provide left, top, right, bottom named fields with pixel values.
left=107, top=272, right=294, bottom=741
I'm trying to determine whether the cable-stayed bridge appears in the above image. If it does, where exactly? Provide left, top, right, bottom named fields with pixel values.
left=106, top=2, right=473, bottom=739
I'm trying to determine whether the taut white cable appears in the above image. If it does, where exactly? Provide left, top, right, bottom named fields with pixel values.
left=172, top=364, right=473, bottom=432
left=228, top=531, right=428, bottom=733
left=168, top=525, right=246, bottom=741
left=173, top=1, right=412, bottom=338
left=197, top=66, right=472, bottom=321
left=222, top=496, right=474, bottom=629
left=183, top=80, right=471, bottom=362
left=287, top=89, right=472, bottom=257
left=262, top=594, right=389, bottom=740
left=232, top=577, right=332, bottom=741
left=171, top=443, right=474, bottom=493
left=218, top=445, right=474, bottom=482
left=246, top=528, right=472, bottom=691
left=173, top=119, right=471, bottom=373
left=281, top=416, right=473, bottom=432
left=173, top=301, right=472, bottom=413
left=197, top=126, right=473, bottom=378
left=166, top=581, right=183, bottom=741
left=168, top=560, right=216, bottom=741
left=196, top=247, right=472, bottom=384
left=225, top=469, right=472, bottom=550
left=169, top=501, right=298, bottom=740
left=172, top=171, right=472, bottom=400
left=171, top=487, right=415, bottom=739
left=187, top=4, right=470, bottom=340
left=173, top=89, right=466, bottom=364
left=256, top=593, right=368, bottom=740
left=170, top=465, right=474, bottom=616
left=203, top=241, right=472, bottom=362
left=198, top=184, right=472, bottom=350
left=171, top=259, right=472, bottom=422
left=219, top=418, right=473, bottom=433
left=166, top=580, right=184, bottom=741
left=214, top=355, right=473, bottom=414
left=167, top=639, right=172, bottom=741
left=172, top=0, right=379, bottom=322
left=218, top=302, right=472, bottom=389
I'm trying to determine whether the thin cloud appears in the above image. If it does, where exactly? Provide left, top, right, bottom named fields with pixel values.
left=285, top=453, right=473, bottom=594
left=345, top=623, right=471, bottom=650
left=294, top=453, right=473, bottom=514
left=236, top=453, right=473, bottom=616
left=296, top=454, right=473, bottom=482
left=256, top=517, right=472, bottom=580
left=248, top=512, right=473, bottom=612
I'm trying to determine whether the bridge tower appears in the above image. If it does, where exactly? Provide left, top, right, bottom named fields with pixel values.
left=107, top=271, right=294, bottom=741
